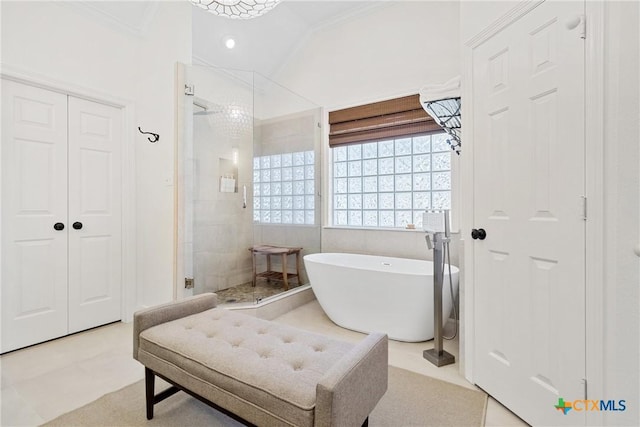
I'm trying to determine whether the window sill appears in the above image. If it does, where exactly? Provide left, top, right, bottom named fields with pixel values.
left=254, top=223, right=320, bottom=228
left=323, top=225, right=460, bottom=235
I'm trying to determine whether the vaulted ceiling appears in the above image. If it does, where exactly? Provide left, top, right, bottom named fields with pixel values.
left=62, top=1, right=389, bottom=80
left=192, top=1, right=388, bottom=79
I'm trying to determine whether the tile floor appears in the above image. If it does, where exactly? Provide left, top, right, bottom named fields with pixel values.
left=215, top=279, right=303, bottom=304
left=0, top=300, right=528, bottom=426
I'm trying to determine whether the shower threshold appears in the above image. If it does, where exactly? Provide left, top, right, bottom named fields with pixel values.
left=215, top=280, right=304, bottom=305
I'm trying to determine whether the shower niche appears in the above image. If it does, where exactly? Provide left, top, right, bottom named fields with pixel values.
left=177, top=64, right=321, bottom=306
left=218, top=158, right=238, bottom=193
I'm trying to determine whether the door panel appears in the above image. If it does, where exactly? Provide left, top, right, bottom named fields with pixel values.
left=472, top=1, right=586, bottom=425
left=67, top=97, right=122, bottom=333
left=1, top=79, right=69, bottom=353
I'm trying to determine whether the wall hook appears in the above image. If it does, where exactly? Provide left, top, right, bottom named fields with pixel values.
left=138, top=127, right=159, bottom=143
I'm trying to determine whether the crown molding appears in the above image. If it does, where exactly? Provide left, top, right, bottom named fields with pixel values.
left=465, top=0, right=545, bottom=49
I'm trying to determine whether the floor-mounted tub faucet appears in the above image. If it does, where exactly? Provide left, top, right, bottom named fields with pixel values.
left=423, top=210, right=455, bottom=367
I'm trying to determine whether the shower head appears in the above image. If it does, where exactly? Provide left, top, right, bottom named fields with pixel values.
left=193, top=98, right=223, bottom=116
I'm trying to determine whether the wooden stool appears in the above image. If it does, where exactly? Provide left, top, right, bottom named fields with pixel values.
left=249, top=245, right=302, bottom=291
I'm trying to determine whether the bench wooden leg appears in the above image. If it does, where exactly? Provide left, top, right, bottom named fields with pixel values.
left=282, top=253, right=288, bottom=291
left=144, top=368, right=256, bottom=426
left=252, top=252, right=257, bottom=287
left=266, top=255, right=272, bottom=282
left=145, top=368, right=182, bottom=420
left=145, top=367, right=155, bottom=420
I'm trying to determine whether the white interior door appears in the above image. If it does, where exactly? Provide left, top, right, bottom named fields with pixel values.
left=2, top=80, right=123, bottom=352
left=1, top=79, right=69, bottom=353
left=471, top=1, right=586, bottom=425
left=67, top=97, right=122, bottom=333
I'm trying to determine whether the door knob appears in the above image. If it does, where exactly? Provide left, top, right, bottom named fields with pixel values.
left=72, top=222, right=83, bottom=230
left=53, top=222, right=65, bottom=231
left=471, top=228, right=486, bottom=240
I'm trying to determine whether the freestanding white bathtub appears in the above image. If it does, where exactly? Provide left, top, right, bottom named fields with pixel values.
left=304, top=253, right=459, bottom=342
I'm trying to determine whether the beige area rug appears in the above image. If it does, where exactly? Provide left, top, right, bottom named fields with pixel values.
left=44, top=366, right=487, bottom=427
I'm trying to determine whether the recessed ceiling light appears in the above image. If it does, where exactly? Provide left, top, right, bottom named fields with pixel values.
left=224, top=37, right=236, bottom=49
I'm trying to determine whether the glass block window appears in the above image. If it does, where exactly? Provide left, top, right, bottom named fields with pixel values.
left=253, top=150, right=315, bottom=225
left=332, top=132, right=451, bottom=228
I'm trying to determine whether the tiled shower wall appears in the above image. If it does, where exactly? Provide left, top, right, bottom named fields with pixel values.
left=192, top=115, right=254, bottom=294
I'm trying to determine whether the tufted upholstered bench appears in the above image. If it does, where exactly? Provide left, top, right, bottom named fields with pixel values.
left=133, top=293, right=388, bottom=426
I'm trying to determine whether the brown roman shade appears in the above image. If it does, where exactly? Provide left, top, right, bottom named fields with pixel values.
left=328, top=94, right=442, bottom=147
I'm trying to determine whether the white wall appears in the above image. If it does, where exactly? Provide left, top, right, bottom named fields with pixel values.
left=276, top=1, right=461, bottom=110
left=459, top=0, right=518, bottom=43
left=1, top=1, right=192, bottom=312
left=275, top=1, right=461, bottom=263
left=602, top=2, right=640, bottom=425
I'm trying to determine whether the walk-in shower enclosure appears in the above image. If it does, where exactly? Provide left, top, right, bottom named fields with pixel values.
left=176, top=64, right=322, bottom=305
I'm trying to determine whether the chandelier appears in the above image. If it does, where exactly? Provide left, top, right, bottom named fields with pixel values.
left=191, top=0, right=282, bottom=19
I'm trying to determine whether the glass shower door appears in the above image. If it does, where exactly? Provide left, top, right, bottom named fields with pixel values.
left=179, top=64, right=321, bottom=306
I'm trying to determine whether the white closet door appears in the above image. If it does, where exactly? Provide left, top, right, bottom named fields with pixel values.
left=67, top=97, right=122, bottom=333
left=1, top=79, right=69, bottom=353
left=471, top=1, right=586, bottom=425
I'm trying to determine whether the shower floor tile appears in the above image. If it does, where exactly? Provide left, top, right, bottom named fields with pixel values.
left=215, top=280, right=303, bottom=304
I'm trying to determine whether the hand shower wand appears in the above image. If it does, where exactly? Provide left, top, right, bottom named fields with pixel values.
left=423, top=210, right=455, bottom=367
